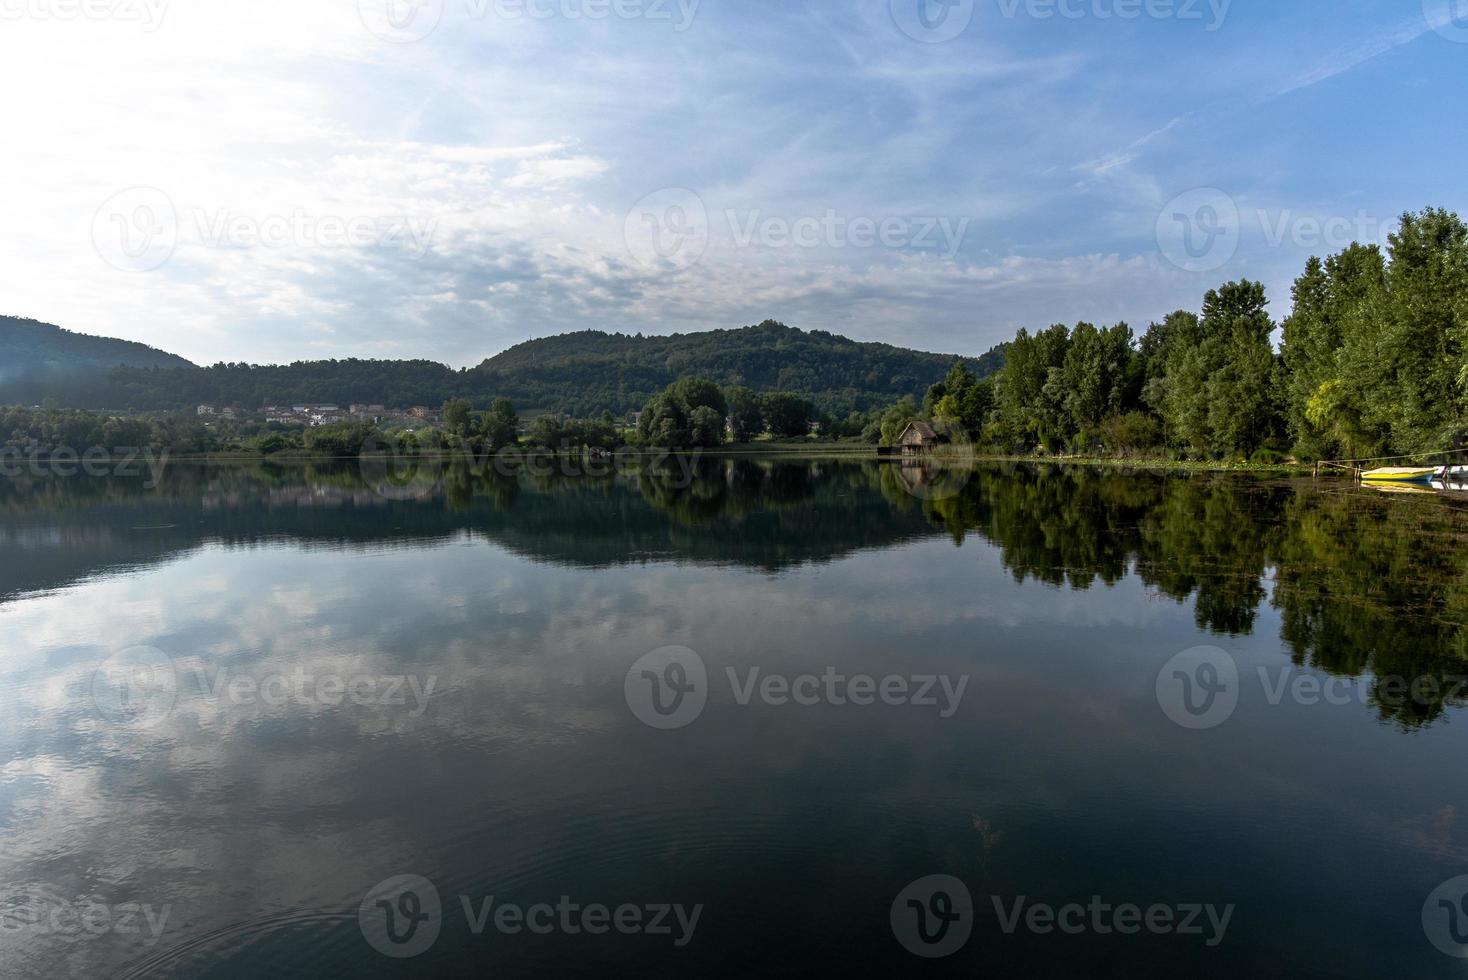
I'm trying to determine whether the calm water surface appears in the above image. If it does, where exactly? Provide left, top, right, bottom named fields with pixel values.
left=2, top=459, right=1467, bottom=978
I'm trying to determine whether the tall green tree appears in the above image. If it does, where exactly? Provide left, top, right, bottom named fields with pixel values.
left=1369, top=208, right=1468, bottom=451
left=479, top=398, right=520, bottom=451
left=639, top=379, right=727, bottom=448
left=1162, top=281, right=1283, bottom=457
left=761, top=392, right=814, bottom=439
left=994, top=324, right=1071, bottom=450
left=1281, top=245, right=1387, bottom=458
left=725, top=386, right=764, bottom=442
left=442, top=398, right=473, bottom=440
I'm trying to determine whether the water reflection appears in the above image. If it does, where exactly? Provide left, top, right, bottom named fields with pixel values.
left=3, top=459, right=1468, bottom=978
left=6, top=460, right=1465, bottom=729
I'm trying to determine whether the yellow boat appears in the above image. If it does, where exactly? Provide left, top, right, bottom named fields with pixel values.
left=1361, top=466, right=1439, bottom=483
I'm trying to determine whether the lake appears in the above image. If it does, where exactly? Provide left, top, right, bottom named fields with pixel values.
left=2, top=457, right=1467, bottom=978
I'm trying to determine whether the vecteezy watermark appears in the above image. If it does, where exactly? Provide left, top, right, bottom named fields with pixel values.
left=0, top=889, right=171, bottom=947
left=990, top=895, right=1234, bottom=946
left=91, top=647, right=179, bottom=728
left=194, top=210, right=437, bottom=259
left=186, top=665, right=438, bottom=717
left=92, top=188, right=439, bottom=272
left=357, top=0, right=700, bottom=43
left=624, top=189, right=974, bottom=273
left=1424, top=875, right=1468, bottom=958
left=360, top=876, right=443, bottom=959
left=624, top=647, right=970, bottom=730
left=890, top=0, right=976, bottom=43
left=891, top=875, right=974, bottom=958
left=359, top=876, right=702, bottom=959
left=994, top=0, right=1230, bottom=30
left=1156, top=646, right=1239, bottom=730
left=726, top=210, right=971, bottom=259
left=1157, top=189, right=1391, bottom=273
left=625, top=647, right=709, bottom=730
left=0, top=447, right=171, bottom=487
left=886, top=418, right=976, bottom=502
left=92, top=187, right=178, bottom=272
left=624, top=188, right=710, bottom=273
left=726, top=667, right=968, bottom=717
left=1155, top=188, right=1240, bottom=273
left=890, top=0, right=1230, bottom=42
left=0, top=0, right=169, bottom=30
left=90, top=647, right=438, bottom=727
left=891, top=876, right=1234, bottom=957
left=1423, top=0, right=1468, bottom=44
left=1158, top=646, right=1468, bottom=730
left=359, top=440, right=706, bottom=501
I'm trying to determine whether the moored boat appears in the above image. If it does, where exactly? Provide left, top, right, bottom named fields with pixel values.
left=1361, top=466, right=1438, bottom=483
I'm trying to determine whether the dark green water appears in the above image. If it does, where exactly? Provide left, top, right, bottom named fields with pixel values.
left=3, top=458, right=1468, bottom=978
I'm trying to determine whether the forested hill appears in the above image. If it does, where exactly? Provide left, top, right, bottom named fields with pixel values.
left=470, top=321, right=1006, bottom=416
left=0, top=319, right=1004, bottom=416
left=0, top=316, right=194, bottom=387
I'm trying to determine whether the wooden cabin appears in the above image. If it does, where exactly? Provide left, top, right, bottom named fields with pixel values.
left=899, top=420, right=941, bottom=455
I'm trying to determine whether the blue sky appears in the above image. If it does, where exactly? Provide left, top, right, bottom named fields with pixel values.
left=2, top=0, right=1465, bottom=366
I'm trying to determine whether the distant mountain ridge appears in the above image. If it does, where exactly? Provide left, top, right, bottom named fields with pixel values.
left=0, top=317, right=194, bottom=385
left=470, top=320, right=1006, bottom=415
left=0, top=317, right=1005, bottom=416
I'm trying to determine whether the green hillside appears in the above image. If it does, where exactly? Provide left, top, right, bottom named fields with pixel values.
left=0, top=319, right=1004, bottom=417
left=471, top=320, right=1006, bottom=415
left=0, top=316, right=193, bottom=388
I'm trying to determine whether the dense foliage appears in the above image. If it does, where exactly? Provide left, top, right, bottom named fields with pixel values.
left=474, top=320, right=1005, bottom=417
left=952, top=209, right=1468, bottom=461
left=0, top=319, right=1006, bottom=419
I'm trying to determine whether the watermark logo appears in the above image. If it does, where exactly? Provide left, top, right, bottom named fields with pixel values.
left=360, top=875, right=443, bottom=959
left=359, top=431, right=447, bottom=500
left=1156, top=646, right=1239, bottom=730
left=91, top=646, right=178, bottom=728
left=359, top=0, right=700, bottom=42
left=891, top=875, right=973, bottom=958
left=992, top=0, right=1230, bottom=30
left=190, top=666, right=437, bottom=717
left=727, top=667, right=968, bottom=716
left=624, top=188, right=709, bottom=272
left=360, top=878, right=702, bottom=957
left=1157, top=191, right=1386, bottom=272
left=92, top=652, right=438, bottom=726
left=1156, top=188, right=1239, bottom=273
left=0, top=0, right=169, bottom=30
left=992, top=895, right=1233, bottom=945
left=625, top=646, right=708, bottom=729
left=1, top=446, right=171, bottom=487
left=891, top=0, right=975, bottom=43
left=888, top=418, right=976, bottom=502
left=358, top=0, right=445, bottom=43
left=1423, top=875, right=1468, bottom=957
left=193, top=209, right=437, bottom=258
left=0, top=887, right=171, bottom=946
left=726, top=209, right=971, bottom=258
left=92, top=187, right=178, bottom=273
left=1424, top=0, right=1468, bottom=43
left=95, top=188, right=438, bottom=271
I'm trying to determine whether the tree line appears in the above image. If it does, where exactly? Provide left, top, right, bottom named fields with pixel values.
left=3, top=320, right=1004, bottom=420
left=864, top=207, right=1467, bottom=462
